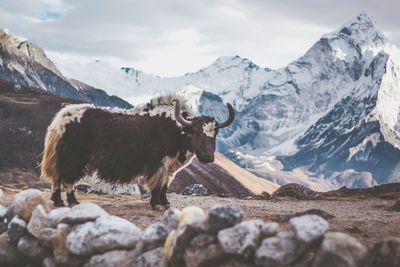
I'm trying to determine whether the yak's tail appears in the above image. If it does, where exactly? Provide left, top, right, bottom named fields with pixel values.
left=41, top=126, right=62, bottom=183
left=40, top=103, right=94, bottom=183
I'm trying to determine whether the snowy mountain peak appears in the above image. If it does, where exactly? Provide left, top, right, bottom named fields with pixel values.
left=323, top=12, right=386, bottom=57
left=211, top=55, right=261, bottom=70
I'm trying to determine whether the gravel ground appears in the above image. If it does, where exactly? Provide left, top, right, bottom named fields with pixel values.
left=2, top=188, right=399, bottom=248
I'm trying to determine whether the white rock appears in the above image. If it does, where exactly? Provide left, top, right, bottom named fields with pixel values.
left=255, top=232, right=300, bottom=267
left=83, top=249, right=141, bottom=267
left=185, top=234, right=226, bottom=267
left=47, top=207, right=71, bottom=228
left=207, top=205, right=244, bottom=233
left=27, top=204, right=48, bottom=238
left=0, top=204, right=8, bottom=234
left=10, top=189, right=49, bottom=221
left=135, top=247, right=168, bottom=267
left=312, top=232, right=367, bottom=267
left=7, top=215, right=27, bottom=243
left=67, top=215, right=141, bottom=256
left=53, top=223, right=82, bottom=266
left=179, top=206, right=206, bottom=225
left=60, top=202, right=108, bottom=225
left=218, top=219, right=279, bottom=260
left=42, top=257, right=57, bottom=267
left=17, top=235, right=48, bottom=262
left=290, top=215, right=329, bottom=244
left=162, top=208, right=181, bottom=231
left=141, top=222, right=169, bottom=251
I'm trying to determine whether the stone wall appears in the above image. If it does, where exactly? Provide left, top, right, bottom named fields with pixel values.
left=0, top=189, right=398, bottom=267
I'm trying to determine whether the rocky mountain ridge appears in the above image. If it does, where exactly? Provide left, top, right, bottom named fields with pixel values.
left=0, top=28, right=131, bottom=108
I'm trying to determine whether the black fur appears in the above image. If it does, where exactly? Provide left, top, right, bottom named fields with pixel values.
left=56, top=109, right=187, bottom=185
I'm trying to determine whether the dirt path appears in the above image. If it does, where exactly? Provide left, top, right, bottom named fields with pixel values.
left=2, top=187, right=399, bottom=248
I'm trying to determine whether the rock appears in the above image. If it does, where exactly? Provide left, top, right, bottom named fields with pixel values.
left=270, top=183, right=321, bottom=200
left=161, top=208, right=181, bottom=231
left=67, top=215, right=141, bottom=256
left=52, top=223, right=82, bottom=266
left=184, top=233, right=226, bottom=267
left=0, top=204, right=7, bottom=234
left=83, top=248, right=142, bottom=267
left=27, top=204, right=48, bottom=238
left=219, top=258, right=255, bottom=267
left=390, top=199, right=400, bottom=211
left=38, top=227, right=57, bottom=248
left=10, top=189, right=49, bottom=221
left=179, top=206, right=206, bottom=225
left=218, top=219, right=279, bottom=260
left=253, top=191, right=271, bottom=200
left=75, top=183, right=92, bottom=193
left=164, top=219, right=206, bottom=266
left=141, top=222, right=169, bottom=251
left=60, top=202, right=108, bottom=225
left=290, top=209, right=334, bottom=220
left=181, top=184, right=209, bottom=196
left=312, top=232, right=367, bottom=267
left=7, top=215, right=27, bottom=243
left=17, top=235, right=49, bottom=262
left=255, top=231, right=300, bottom=267
left=42, top=257, right=56, bottom=267
left=261, top=191, right=271, bottom=199
left=290, top=215, right=329, bottom=245
left=365, top=237, right=400, bottom=267
left=207, top=205, right=244, bottom=233
left=0, top=232, right=26, bottom=266
left=47, top=207, right=71, bottom=227
left=135, top=247, right=168, bottom=267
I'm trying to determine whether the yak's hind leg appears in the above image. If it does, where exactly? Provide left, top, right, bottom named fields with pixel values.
left=64, top=183, right=79, bottom=207
left=51, top=180, right=64, bottom=207
left=146, top=157, right=171, bottom=210
left=57, top=121, right=92, bottom=207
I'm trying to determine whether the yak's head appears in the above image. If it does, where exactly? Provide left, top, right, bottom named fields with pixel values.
left=174, top=100, right=235, bottom=163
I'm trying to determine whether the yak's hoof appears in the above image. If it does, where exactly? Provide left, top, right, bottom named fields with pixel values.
left=68, top=201, right=80, bottom=207
left=163, top=203, right=170, bottom=209
left=53, top=201, right=65, bottom=207
left=152, top=204, right=164, bottom=211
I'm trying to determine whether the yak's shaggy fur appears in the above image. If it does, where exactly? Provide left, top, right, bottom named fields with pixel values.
left=41, top=94, right=234, bottom=208
left=41, top=96, right=194, bottom=208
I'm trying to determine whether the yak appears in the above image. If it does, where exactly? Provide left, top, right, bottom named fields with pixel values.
left=40, top=95, right=235, bottom=209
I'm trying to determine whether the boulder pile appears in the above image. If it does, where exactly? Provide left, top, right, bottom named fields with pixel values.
left=0, top=189, right=399, bottom=267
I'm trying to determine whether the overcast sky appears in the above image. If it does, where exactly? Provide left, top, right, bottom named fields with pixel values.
left=0, top=0, right=399, bottom=77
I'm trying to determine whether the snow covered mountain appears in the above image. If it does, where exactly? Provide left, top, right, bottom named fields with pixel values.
left=0, top=29, right=131, bottom=108
left=53, top=12, right=400, bottom=189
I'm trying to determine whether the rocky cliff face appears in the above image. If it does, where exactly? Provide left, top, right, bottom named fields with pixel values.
left=0, top=29, right=131, bottom=108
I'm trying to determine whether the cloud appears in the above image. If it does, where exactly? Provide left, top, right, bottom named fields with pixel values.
left=0, top=0, right=399, bottom=76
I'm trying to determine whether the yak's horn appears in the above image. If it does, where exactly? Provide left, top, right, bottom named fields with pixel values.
left=216, top=103, right=235, bottom=129
left=174, top=99, right=193, bottom=126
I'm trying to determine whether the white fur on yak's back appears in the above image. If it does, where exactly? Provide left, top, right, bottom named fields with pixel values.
left=134, top=94, right=196, bottom=122
left=40, top=103, right=94, bottom=182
